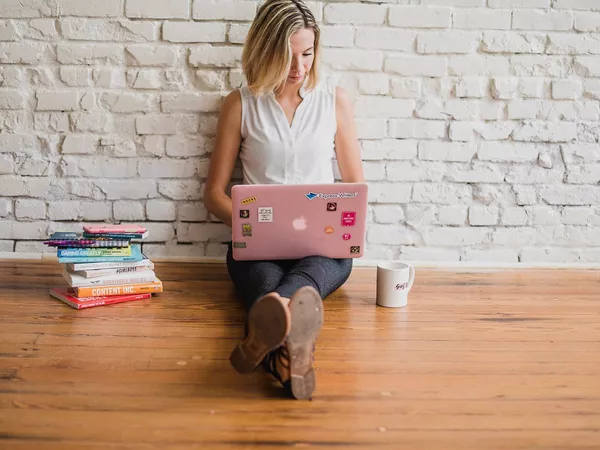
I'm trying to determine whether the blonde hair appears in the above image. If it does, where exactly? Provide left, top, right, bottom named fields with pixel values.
left=242, top=0, right=320, bottom=96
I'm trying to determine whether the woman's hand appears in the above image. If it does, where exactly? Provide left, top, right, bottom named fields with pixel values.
left=203, top=91, right=243, bottom=227
left=334, top=86, right=365, bottom=183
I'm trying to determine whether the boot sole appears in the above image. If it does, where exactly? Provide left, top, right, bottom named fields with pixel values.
left=287, top=286, right=323, bottom=400
left=230, top=293, right=291, bottom=374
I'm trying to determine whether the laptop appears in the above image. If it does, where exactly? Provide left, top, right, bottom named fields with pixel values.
left=231, top=183, right=368, bottom=261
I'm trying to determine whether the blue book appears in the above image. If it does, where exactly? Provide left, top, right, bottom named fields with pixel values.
left=57, top=247, right=132, bottom=258
left=58, top=244, right=144, bottom=264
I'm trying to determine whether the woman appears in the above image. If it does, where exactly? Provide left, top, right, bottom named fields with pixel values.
left=203, top=0, right=364, bottom=400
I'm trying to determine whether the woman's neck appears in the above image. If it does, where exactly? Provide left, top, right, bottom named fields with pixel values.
left=275, top=79, right=305, bottom=102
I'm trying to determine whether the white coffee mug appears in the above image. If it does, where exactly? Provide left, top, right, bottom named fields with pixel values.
left=376, top=261, right=415, bottom=308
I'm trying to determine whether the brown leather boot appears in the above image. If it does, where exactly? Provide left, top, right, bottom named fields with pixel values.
left=262, top=286, right=323, bottom=400
left=230, top=292, right=291, bottom=374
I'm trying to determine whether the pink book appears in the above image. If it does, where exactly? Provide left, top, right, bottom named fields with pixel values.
left=83, top=224, right=147, bottom=234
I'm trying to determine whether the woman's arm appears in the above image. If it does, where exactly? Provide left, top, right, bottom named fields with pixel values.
left=203, top=91, right=243, bottom=227
left=334, top=86, right=365, bottom=183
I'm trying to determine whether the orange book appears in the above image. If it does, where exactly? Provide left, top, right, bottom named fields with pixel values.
left=74, top=278, right=163, bottom=297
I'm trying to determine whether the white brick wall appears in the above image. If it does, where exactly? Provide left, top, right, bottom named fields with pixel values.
left=1, top=1, right=599, bottom=263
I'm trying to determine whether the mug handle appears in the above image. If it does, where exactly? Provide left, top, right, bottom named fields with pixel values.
left=407, top=263, right=415, bottom=290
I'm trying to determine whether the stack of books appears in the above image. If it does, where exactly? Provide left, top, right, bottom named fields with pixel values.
left=44, top=224, right=163, bottom=309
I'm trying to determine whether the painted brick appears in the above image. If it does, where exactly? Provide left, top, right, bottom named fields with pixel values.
left=412, top=183, right=472, bottom=205
left=489, top=0, right=549, bottom=7
left=437, top=206, right=468, bottom=225
left=455, top=10, right=512, bottom=30
left=0, top=42, right=49, bottom=64
left=163, top=22, right=226, bottom=43
left=0, top=0, right=58, bottom=18
left=479, top=142, right=540, bottom=162
left=47, top=201, right=81, bottom=220
left=425, top=227, right=490, bottom=247
left=178, top=202, right=208, bottom=222
left=513, top=10, right=573, bottom=31
left=136, top=115, right=198, bottom=135
left=417, top=31, right=480, bottom=54
left=59, top=0, right=121, bottom=17
left=192, top=0, right=256, bottom=21
left=361, top=140, right=418, bottom=161
left=323, top=48, right=383, bottom=72
left=552, top=80, right=583, bottom=100
left=15, top=199, right=45, bottom=220
left=482, top=32, right=546, bottom=54
left=389, top=6, right=451, bottom=28
left=114, top=200, right=145, bottom=221
left=386, top=55, right=447, bottom=77
left=356, top=28, right=415, bottom=52
left=321, top=26, right=354, bottom=48
left=126, top=0, right=190, bottom=19
left=61, top=135, right=98, bottom=154
left=324, top=3, right=386, bottom=25
left=469, top=206, right=499, bottom=226
left=57, top=43, right=123, bottom=65
left=189, top=45, right=242, bottom=68
left=81, top=201, right=111, bottom=221
left=61, top=19, right=157, bottom=42
left=126, top=45, right=179, bottom=67
left=401, top=246, right=461, bottom=261
left=418, top=142, right=477, bottom=162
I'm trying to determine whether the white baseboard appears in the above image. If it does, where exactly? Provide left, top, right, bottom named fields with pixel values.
left=2, top=251, right=600, bottom=270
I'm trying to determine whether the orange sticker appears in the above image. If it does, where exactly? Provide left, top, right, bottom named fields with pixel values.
left=325, top=226, right=334, bottom=234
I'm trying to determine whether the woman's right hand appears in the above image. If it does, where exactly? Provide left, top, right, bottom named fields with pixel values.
left=203, top=91, right=243, bottom=227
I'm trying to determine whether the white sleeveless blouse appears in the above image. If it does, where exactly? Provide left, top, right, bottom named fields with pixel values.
left=238, top=82, right=337, bottom=185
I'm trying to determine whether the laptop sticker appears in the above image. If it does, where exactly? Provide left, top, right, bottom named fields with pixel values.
left=350, top=246, right=360, bottom=254
left=258, top=207, right=273, bottom=223
left=240, top=210, right=249, bottom=219
left=343, top=233, right=351, bottom=240
left=292, top=216, right=307, bottom=231
left=241, top=196, right=257, bottom=205
left=325, top=226, right=334, bottom=234
left=305, top=191, right=358, bottom=200
left=341, top=212, right=356, bottom=227
left=327, top=202, right=337, bottom=212
left=233, top=242, right=247, bottom=248
left=242, top=224, right=252, bottom=236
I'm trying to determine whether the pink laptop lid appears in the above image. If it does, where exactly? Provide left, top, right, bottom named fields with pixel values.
left=231, top=183, right=368, bottom=261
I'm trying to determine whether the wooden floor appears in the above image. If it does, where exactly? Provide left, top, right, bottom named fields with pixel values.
left=1, top=260, right=599, bottom=449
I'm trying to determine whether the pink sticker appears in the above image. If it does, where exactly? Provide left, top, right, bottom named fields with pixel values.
left=341, top=212, right=356, bottom=227
left=343, top=233, right=351, bottom=240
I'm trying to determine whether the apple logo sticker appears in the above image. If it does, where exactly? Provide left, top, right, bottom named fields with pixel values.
left=292, top=216, right=308, bottom=231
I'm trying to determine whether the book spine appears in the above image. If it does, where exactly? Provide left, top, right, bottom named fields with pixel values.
left=45, top=240, right=130, bottom=248
left=68, top=259, right=149, bottom=271
left=57, top=247, right=132, bottom=257
left=83, top=233, right=145, bottom=239
left=74, top=282, right=162, bottom=298
left=58, top=253, right=142, bottom=264
left=84, top=227, right=145, bottom=234
left=63, top=294, right=152, bottom=309
left=67, top=272, right=156, bottom=288
left=82, top=265, right=153, bottom=278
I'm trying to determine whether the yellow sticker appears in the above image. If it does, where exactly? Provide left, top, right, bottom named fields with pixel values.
left=325, top=226, right=334, bottom=234
left=241, top=196, right=257, bottom=205
left=242, top=224, right=252, bottom=236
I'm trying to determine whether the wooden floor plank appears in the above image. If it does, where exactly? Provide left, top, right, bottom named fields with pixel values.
left=1, top=260, right=600, bottom=449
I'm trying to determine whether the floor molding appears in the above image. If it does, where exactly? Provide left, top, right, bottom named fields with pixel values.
left=2, top=252, right=600, bottom=270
